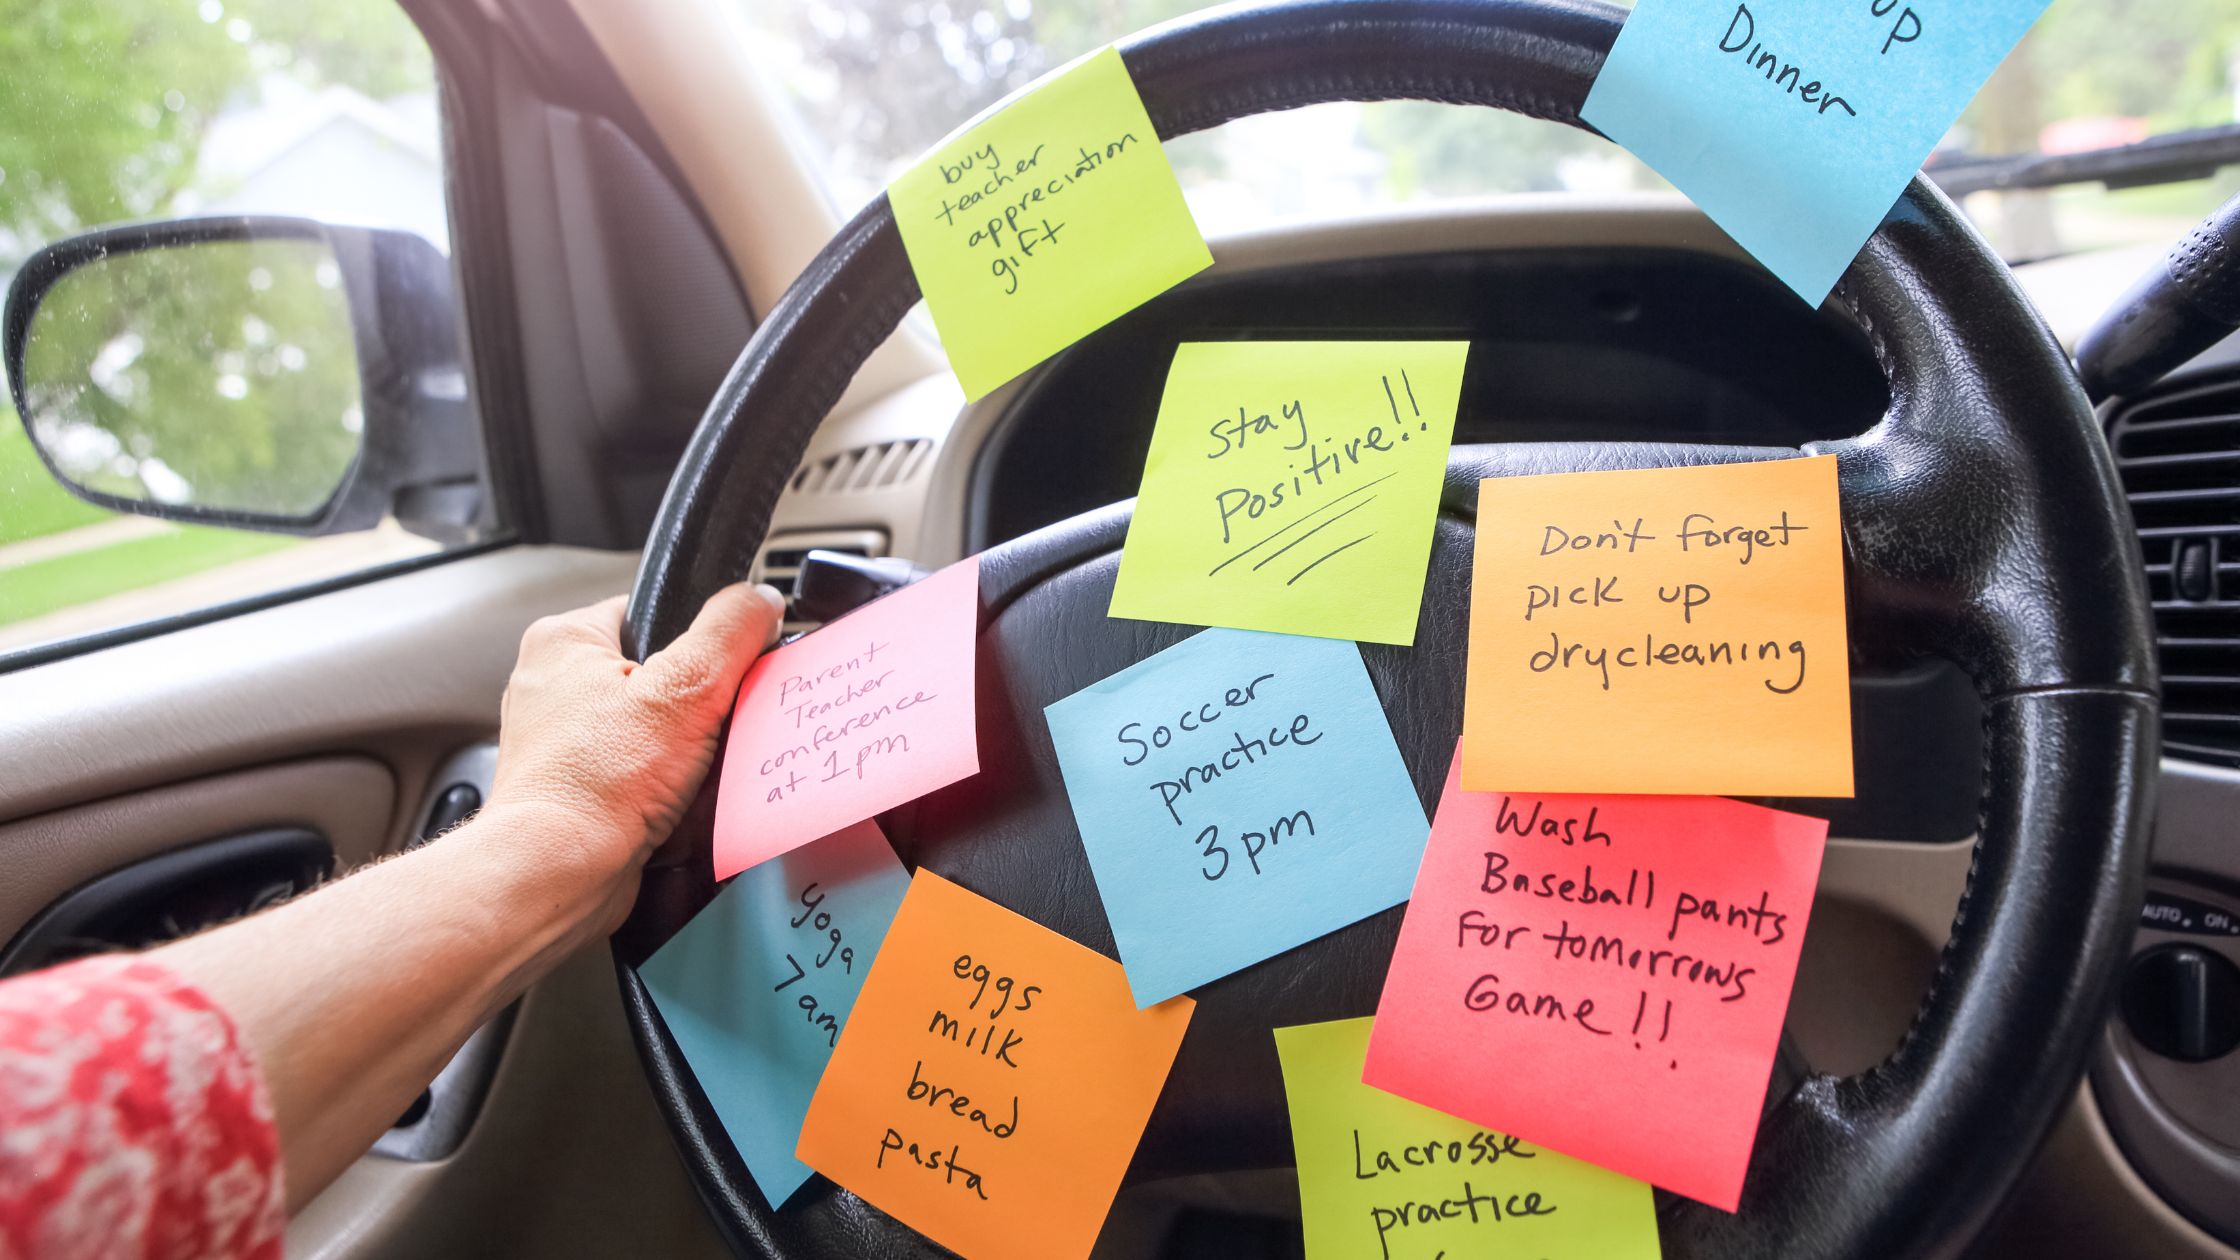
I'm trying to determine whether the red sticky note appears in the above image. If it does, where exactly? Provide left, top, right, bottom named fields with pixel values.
left=1363, top=749, right=1827, bottom=1211
left=713, top=557, right=982, bottom=880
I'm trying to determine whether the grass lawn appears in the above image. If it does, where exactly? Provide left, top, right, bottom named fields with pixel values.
left=1, top=405, right=308, bottom=629
left=0, top=416, right=110, bottom=546
left=0, top=525, right=299, bottom=626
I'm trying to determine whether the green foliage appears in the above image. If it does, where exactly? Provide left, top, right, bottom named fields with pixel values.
left=2016, top=0, right=2240, bottom=129
left=19, top=238, right=363, bottom=517
left=0, top=0, right=431, bottom=557
left=0, top=0, right=246, bottom=255
left=0, top=416, right=108, bottom=545
left=0, top=0, right=435, bottom=270
left=0, top=0, right=432, bottom=631
left=225, top=0, right=436, bottom=100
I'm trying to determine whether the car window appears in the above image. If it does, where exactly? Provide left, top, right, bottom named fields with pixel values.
left=0, top=0, right=492, bottom=659
left=1945, top=2, right=2240, bottom=263
left=741, top=0, right=2240, bottom=258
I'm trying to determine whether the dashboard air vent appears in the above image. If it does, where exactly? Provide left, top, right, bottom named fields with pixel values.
left=751, top=528, right=891, bottom=631
left=789, top=439, right=934, bottom=495
left=2110, top=380, right=2240, bottom=766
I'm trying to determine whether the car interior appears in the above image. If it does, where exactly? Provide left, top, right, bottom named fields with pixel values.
left=0, top=0, right=2236, bottom=1257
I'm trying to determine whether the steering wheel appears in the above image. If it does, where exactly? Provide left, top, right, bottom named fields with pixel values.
left=612, top=1, right=2159, bottom=1255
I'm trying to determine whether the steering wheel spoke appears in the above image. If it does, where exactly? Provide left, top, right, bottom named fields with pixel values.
left=1813, top=190, right=2155, bottom=699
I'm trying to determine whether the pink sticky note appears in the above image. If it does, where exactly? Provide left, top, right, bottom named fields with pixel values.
left=712, top=557, right=982, bottom=879
left=1363, top=748, right=1827, bottom=1212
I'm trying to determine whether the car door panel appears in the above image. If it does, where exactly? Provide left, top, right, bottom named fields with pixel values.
left=0, top=757, right=393, bottom=960
left=0, top=544, right=732, bottom=1260
left=0, top=546, right=631, bottom=822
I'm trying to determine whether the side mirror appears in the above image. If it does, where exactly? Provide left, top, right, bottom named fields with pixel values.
left=3, top=216, right=484, bottom=540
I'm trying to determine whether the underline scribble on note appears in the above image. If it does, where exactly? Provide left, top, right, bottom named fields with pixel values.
left=1208, top=473, right=1398, bottom=579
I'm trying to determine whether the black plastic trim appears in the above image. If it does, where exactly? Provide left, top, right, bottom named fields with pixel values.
left=0, top=827, right=333, bottom=977
left=400, top=0, right=547, bottom=543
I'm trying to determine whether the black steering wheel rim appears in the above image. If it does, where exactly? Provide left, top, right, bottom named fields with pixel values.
left=614, top=2, right=2160, bottom=1257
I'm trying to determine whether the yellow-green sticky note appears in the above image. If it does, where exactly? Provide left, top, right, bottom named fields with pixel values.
left=890, top=47, right=1211, bottom=401
left=1109, top=341, right=1467, bottom=645
left=1275, top=1017, right=1661, bottom=1260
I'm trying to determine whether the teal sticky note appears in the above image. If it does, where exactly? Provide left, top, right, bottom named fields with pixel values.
left=639, top=820, right=910, bottom=1208
left=1044, top=629, right=1430, bottom=1007
left=1581, top=0, right=2050, bottom=305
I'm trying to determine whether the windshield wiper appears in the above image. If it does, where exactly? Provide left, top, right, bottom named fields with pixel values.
left=1926, top=122, right=2240, bottom=198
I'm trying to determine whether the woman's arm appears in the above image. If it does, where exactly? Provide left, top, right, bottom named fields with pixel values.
left=157, top=583, right=782, bottom=1211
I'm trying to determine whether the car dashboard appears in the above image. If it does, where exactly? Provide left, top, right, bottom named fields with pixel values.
left=744, top=192, right=2240, bottom=1257
left=756, top=197, right=1882, bottom=582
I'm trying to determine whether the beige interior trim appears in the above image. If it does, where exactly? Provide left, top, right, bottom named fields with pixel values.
left=288, top=943, right=730, bottom=1260
left=1983, top=1084, right=2236, bottom=1258
left=0, top=545, right=636, bottom=828
left=1787, top=836, right=1975, bottom=1076
left=0, top=757, right=397, bottom=942
left=559, top=0, right=943, bottom=410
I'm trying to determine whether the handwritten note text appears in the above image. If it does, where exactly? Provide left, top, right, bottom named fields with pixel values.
left=891, top=47, right=1211, bottom=400
left=1462, top=456, right=1852, bottom=797
left=1110, top=341, right=1466, bottom=644
left=713, top=557, right=981, bottom=879
left=1363, top=759, right=1826, bottom=1211
left=1278, top=1017, right=1661, bottom=1260
left=640, top=821, right=911, bottom=1207
left=1582, top=0, right=2054, bottom=304
left=1045, top=629, right=1430, bottom=1006
left=798, top=871, right=1193, bottom=1260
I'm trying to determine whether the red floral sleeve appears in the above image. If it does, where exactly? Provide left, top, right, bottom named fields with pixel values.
left=0, top=956, right=284, bottom=1260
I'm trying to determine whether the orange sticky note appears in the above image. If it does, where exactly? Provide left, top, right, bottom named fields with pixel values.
left=798, top=871, right=1194, bottom=1260
left=713, top=557, right=981, bottom=880
left=1462, top=456, right=1852, bottom=797
left=1364, top=752, right=1826, bottom=1211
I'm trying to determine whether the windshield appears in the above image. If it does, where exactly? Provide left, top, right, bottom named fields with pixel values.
left=739, top=0, right=2240, bottom=263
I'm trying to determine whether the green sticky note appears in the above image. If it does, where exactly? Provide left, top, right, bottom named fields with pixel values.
left=891, top=47, right=1211, bottom=401
left=1274, top=1017, right=1662, bottom=1260
left=1109, top=341, right=1467, bottom=645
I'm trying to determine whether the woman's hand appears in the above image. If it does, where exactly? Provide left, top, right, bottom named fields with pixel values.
left=486, top=584, right=785, bottom=922
left=155, top=584, right=785, bottom=1212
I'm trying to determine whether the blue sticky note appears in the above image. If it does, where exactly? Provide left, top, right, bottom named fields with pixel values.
left=639, top=819, right=910, bottom=1208
left=1044, top=629, right=1431, bottom=1007
left=1582, top=0, right=2049, bottom=304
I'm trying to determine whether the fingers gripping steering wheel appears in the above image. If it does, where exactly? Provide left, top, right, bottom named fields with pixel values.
left=615, top=2, right=2159, bottom=1256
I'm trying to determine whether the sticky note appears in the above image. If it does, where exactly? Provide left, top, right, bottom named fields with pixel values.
left=713, top=557, right=981, bottom=880
left=1462, top=455, right=1851, bottom=797
left=639, top=820, right=911, bottom=1208
left=1108, top=342, right=1468, bottom=645
left=1582, top=0, right=2050, bottom=305
left=798, top=870, right=1193, bottom=1260
left=1363, top=756, right=1828, bottom=1210
left=1044, top=629, right=1430, bottom=1006
left=891, top=47, right=1211, bottom=400
left=1276, top=1017, right=1661, bottom=1260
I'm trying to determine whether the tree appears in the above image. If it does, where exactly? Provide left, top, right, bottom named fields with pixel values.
left=20, top=238, right=363, bottom=515
left=0, top=0, right=247, bottom=261
left=0, top=0, right=435, bottom=531
left=0, top=0, right=435, bottom=271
